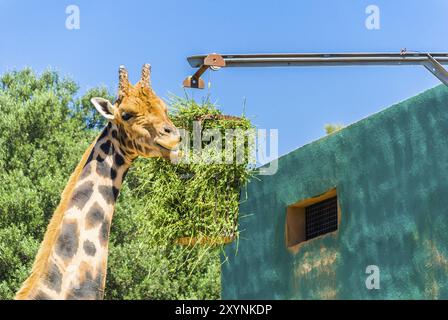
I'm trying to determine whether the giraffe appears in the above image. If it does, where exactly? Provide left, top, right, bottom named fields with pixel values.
left=15, top=64, right=180, bottom=300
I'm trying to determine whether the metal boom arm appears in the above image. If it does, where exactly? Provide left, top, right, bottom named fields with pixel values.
left=183, top=52, right=448, bottom=89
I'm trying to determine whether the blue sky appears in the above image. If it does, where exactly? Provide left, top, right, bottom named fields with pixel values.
left=1, top=0, right=447, bottom=156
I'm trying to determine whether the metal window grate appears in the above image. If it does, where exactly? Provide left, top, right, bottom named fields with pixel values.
left=305, top=196, right=338, bottom=240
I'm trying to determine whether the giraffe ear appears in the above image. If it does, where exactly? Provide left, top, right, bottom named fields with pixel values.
left=91, top=97, right=115, bottom=120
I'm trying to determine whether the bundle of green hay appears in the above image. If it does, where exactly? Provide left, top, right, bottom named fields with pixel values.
left=130, top=97, right=254, bottom=247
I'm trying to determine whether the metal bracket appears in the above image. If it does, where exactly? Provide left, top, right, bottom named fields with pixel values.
left=183, top=52, right=448, bottom=89
left=182, top=53, right=225, bottom=89
left=422, top=54, right=448, bottom=86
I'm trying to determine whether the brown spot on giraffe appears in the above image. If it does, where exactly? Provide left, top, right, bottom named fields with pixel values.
left=85, top=202, right=105, bottom=229
left=32, top=290, right=52, bottom=300
left=83, top=240, right=97, bottom=256
left=100, top=140, right=112, bottom=154
left=45, top=262, right=62, bottom=293
left=55, top=220, right=79, bottom=261
left=66, top=262, right=102, bottom=300
left=79, top=163, right=92, bottom=180
left=69, top=181, right=94, bottom=210
left=99, top=219, right=111, bottom=247
left=98, top=185, right=116, bottom=205
left=96, top=160, right=113, bottom=178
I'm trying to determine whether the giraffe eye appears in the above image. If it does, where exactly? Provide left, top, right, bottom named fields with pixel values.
left=121, top=112, right=134, bottom=121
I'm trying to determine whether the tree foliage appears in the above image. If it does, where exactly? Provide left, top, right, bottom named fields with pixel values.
left=324, top=123, right=345, bottom=135
left=0, top=68, right=250, bottom=299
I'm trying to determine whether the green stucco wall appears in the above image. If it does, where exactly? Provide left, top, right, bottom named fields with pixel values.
left=222, top=85, right=448, bottom=299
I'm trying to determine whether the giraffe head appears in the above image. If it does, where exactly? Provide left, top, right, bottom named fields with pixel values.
left=90, top=64, right=180, bottom=160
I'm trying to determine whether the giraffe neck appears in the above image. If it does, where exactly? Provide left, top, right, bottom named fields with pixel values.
left=16, top=123, right=133, bottom=300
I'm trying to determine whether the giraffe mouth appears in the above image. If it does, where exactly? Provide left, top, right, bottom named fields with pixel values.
left=155, top=141, right=177, bottom=152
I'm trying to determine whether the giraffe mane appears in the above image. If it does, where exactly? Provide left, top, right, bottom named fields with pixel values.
left=15, top=133, right=101, bottom=299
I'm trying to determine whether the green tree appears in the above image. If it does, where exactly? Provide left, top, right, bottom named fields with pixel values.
left=324, top=123, right=345, bottom=135
left=0, top=68, right=224, bottom=299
